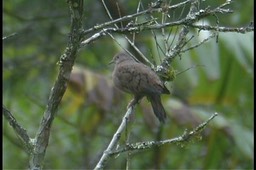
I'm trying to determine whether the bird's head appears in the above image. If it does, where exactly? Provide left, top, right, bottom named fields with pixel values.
left=109, top=52, right=135, bottom=65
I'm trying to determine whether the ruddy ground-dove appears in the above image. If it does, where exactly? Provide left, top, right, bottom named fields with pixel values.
left=110, top=52, right=170, bottom=123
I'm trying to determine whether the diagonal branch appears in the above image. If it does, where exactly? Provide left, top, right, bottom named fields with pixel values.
left=94, top=106, right=136, bottom=170
left=28, top=0, right=84, bottom=169
left=3, top=106, right=33, bottom=152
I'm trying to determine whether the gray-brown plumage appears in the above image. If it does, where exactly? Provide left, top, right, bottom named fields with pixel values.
left=110, top=52, right=170, bottom=123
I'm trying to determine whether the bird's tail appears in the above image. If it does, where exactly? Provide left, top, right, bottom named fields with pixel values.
left=148, top=95, right=167, bottom=123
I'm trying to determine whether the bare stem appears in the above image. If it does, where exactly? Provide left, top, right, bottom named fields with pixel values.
left=94, top=106, right=135, bottom=170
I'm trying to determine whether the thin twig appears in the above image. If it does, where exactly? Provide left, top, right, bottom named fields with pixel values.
left=124, top=36, right=154, bottom=67
left=105, top=31, right=137, bottom=61
left=101, top=0, right=113, bottom=21
left=176, top=64, right=205, bottom=76
left=190, top=24, right=254, bottom=34
left=180, top=32, right=216, bottom=53
left=2, top=32, right=18, bottom=40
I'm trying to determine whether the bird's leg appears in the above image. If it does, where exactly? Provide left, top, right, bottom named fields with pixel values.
left=127, top=95, right=143, bottom=109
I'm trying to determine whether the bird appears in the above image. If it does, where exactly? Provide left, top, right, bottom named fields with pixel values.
left=110, top=52, right=170, bottom=123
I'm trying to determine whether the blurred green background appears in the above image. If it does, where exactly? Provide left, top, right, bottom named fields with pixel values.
left=3, top=0, right=253, bottom=169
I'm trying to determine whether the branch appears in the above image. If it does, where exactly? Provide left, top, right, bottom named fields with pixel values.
left=156, top=0, right=199, bottom=78
left=180, top=32, right=217, bottom=53
left=155, top=0, right=234, bottom=78
left=3, top=106, right=33, bottom=152
left=94, top=106, right=135, bottom=170
left=80, top=0, right=193, bottom=46
left=80, top=0, right=250, bottom=59
left=94, top=110, right=217, bottom=169
left=190, top=24, right=254, bottom=34
left=82, top=0, right=192, bottom=36
left=110, top=112, right=218, bottom=155
left=2, top=32, right=18, bottom=40
left=28, top=0, right=84, bottom=169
